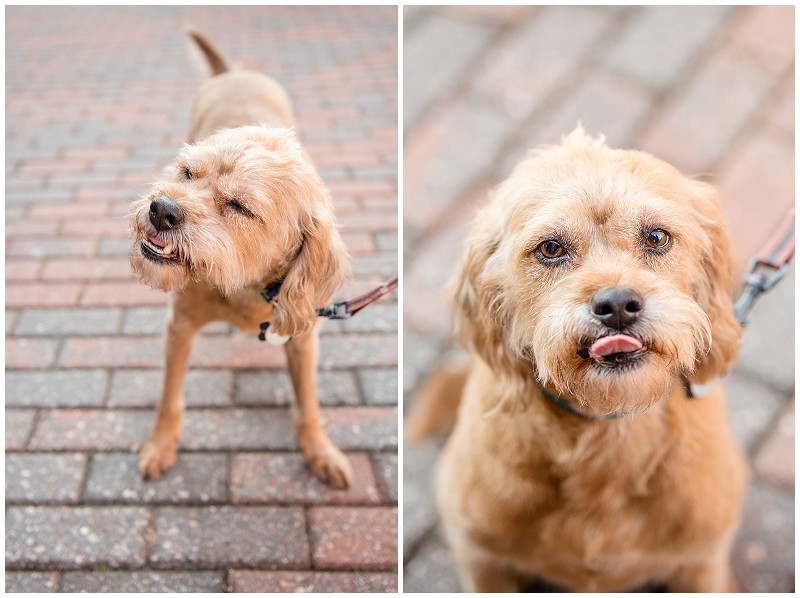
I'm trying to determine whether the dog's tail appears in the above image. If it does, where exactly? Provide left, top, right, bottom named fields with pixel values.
left=405, top=356, right=470, bottom=442
left=186, top=28, right=231, bottom=76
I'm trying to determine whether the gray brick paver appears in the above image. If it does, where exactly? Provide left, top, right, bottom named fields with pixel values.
left=603, top=5, right=733, bottom=90
left=402, top=438, right=443, bottom=561
left=732, top=482, right=795, bottom=593
left=472, top=6, right=616, bottom=113
left=235, top=369, right=360, bottom=407
left=109, top=369, right=233, bottom=408
left=150, top=506, right=309, bottom=568
left=6, top=369, right=108, bottom=408
left=753, top=401, right=795, bottom=489
left=404, top=12, right=499, bottom=128
left=83, top=453, right=228, bottom=504
left=403, top=533, right=461, bottom=594
left=29, top=409, right=153, bottom=451
left=6, top=506, right=150, bottom=568
left=326, top=406, right=399, bottom=451
left=5, top=571, right=60, bottom=593
left=724, top=372, right=790, bottom=453
left=228, top=570, right=398, bottom=593
left=5, top=409, right=37, bottom=450
left=15, top=308, right=122, bottom=336
left=373, top=453, right=399, bottom=502
left=60, top=571, right=226, bottom=593
left=403, top=98, right=518, bottom=238
left=6, top=453, right=87, bottom=504
left=636, top=44, right=781, bottom=173
left=735, top=263, right=795, bottom=393
left=358, top=367, right=399, bottom=406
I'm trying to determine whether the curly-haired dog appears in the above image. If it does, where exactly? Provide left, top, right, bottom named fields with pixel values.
left=129, top=31, right=352, bottom=487
left=411, top=127, right=748, bottom=591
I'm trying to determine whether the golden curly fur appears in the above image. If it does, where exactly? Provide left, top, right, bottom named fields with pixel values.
left=129, top=30, right=352, bottom=487
left=412, top=127, right=748, bottom=591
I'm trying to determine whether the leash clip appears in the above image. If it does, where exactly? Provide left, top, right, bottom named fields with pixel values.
left=734, top=259, right=788, bottom=325
left=316, top=301, right=351, bottom=320
left=751, top=259, right=788, bottom=292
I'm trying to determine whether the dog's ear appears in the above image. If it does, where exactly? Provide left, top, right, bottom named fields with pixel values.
left=271, top=191, right=351, bottom=338
left=447, top=206, right=529, bottom=407
left=686, top=180, right=742, bottom=383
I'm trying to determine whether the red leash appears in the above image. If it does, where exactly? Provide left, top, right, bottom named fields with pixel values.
left=316, top=275, right=399, bottom=320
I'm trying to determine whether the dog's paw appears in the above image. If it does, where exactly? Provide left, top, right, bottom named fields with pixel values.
left=305, top=440, right=353, bottom=489
left=138, top=436, right=178, bottom=481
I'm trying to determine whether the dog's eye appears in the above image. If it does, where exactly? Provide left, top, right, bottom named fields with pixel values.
left=225, top=199, right=254, bottom=218
left=645, top=229, right=671, bottom=249
left=181, top=166, right=193, bottom=180
left=537, top=240, right=566, bottom=260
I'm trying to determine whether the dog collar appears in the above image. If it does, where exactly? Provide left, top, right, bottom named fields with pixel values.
left=541, top=375, right=712, bottom=420
left=259, top=279, right=283, bottom=303
left=538, top=386, right=623, bottom=421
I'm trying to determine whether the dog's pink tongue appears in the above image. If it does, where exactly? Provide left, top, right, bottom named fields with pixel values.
left=589, top=334, right=643, bottom=359
left=147, top=234, right=166, bottom=249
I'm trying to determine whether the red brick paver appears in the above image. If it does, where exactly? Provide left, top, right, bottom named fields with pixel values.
left=6, top=6, right=397, bottom=593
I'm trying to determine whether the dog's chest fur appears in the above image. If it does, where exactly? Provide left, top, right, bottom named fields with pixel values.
left=437, top=379, right=746, bottom=592
left=170, top=282, right=276, bottom=334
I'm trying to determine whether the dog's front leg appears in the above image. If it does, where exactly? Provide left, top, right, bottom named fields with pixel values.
left=285, top=327, right=353, bottom=488
left=139, top=298, right=201, bottom=480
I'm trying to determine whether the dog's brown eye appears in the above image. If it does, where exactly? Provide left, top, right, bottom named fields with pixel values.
left=538, top=240, right=566, bottom=260
left=181, top=166, right=193, bottom=180
left=645, top=229, right=671, bottom=249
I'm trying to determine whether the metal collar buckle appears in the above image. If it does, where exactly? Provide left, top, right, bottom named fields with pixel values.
left=316, top=301, right=351, bottom=320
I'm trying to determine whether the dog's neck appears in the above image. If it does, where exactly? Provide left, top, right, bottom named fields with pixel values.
left=253, top=234, right=306, bottom=294
left=537, top=385, right=624, bottom=421
left=535, top=377, right=689, bottom=422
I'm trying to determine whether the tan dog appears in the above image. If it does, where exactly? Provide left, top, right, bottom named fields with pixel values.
left=411, top=127, right=748, bottom=591
left=129, top=31, right=352, bottom=488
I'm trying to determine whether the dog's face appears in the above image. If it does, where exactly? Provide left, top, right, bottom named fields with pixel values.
left=451, top=128, right=741, bottom=416
left=130, top=125, right=349, bottom=336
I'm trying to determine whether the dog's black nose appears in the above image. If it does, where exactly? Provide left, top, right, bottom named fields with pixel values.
left=591, top=287, right=643, bottom=330
left=149, top=197, right=184, bottom=232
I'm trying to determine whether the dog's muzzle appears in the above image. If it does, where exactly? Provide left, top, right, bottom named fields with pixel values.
left=583, top=287, right=648, bottom=369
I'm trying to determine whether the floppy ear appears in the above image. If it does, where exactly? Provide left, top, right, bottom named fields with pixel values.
left=271, top=188, right=351, bottom=338
left=686, top=180, right=742, bottom=383
left=447, top=205, right=530, bottom=409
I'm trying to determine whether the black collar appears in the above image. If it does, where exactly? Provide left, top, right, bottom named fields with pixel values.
left=539, top=377, right=697, bottom=421
left=259, top=279, right=283, bottom=303
left=538, top=386, right=623, bottom=420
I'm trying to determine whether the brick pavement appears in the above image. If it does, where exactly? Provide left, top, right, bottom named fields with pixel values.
left=404, top=5, right=793, bottom=593
left=6, top=6, right=397, bottom=593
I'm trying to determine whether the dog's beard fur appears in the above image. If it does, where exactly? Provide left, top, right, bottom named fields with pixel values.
left=451, top=126, right=741, bottom=417
left=512, top=272, right=713, bottom=416
left=129, top=125, right=350, bottom=337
